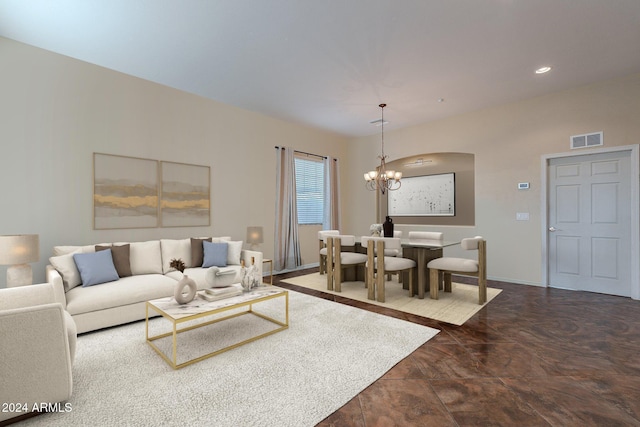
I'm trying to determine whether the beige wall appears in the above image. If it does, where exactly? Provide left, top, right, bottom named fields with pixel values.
left=343, top=73, right=640, bottom=285
left=2, top=36, right=640, bottom=287
left=0, top=38, right=349, bottom=284
left=380, top=152, right=475, bottom=226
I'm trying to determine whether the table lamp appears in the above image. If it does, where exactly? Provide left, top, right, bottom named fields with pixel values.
left=0, top=234, right=40, bottom=287
left=246, top=226, right=264, bottom=251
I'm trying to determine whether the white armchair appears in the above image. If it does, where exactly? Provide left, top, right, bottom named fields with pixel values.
left=0, top=282, right=76, bottom=422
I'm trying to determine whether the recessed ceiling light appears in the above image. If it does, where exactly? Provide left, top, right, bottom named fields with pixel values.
left=535, top=66, right=552, bottom=74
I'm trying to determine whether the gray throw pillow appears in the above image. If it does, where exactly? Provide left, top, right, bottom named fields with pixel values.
left=190, top=238, right=212, bottom=268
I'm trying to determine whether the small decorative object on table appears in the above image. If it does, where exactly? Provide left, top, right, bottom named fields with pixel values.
left=240, top=259, right=252, bottom=292
left=200, top=284, right=243, bottom=301
left=370, top=223, right=382, bottom=237
left=170, top=258, right=197, bottom=304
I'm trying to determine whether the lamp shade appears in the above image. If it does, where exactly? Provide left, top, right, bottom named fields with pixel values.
left=246, top=226, right=264, bottom=245
left=0, top=234, right=39, bottom=265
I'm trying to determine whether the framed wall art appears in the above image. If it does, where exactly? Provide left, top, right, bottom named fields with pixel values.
left=387, top=173, right=455, bottom=216
left=93, top=153, right=159, bottom=229
left=160, top=161, right=210, bottom=227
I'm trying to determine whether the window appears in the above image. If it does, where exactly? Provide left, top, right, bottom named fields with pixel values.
left=294, top=156, right=324, bottom=225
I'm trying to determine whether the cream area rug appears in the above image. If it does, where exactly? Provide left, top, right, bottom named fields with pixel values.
left=21, top=289, right=438, bottom=427
left=281, top=273, right=502, bottom=326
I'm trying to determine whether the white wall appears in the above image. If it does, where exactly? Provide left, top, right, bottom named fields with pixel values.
left=343, top=73, right=640, bottom=285
left=0, top=38, right=349, bottom=286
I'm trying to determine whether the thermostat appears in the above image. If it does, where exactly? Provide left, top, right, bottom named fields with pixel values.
left=518, top=182, right=530, bottom=190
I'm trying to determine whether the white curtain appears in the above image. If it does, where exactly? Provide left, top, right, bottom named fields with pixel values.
left=323, top=156, right=341, bottom=231
left=274, top=147, right=302, bottom=271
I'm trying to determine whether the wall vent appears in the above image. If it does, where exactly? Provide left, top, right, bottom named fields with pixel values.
left=570, top=131, right=603, bottom=149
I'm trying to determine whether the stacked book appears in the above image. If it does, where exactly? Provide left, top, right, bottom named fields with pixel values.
left=200, top=283, right=243, bottom=302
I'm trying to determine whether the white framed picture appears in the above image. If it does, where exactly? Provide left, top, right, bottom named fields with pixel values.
left=388, top=173, right=455, bottom=216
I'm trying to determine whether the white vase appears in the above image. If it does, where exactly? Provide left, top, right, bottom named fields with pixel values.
left=174, top=274, right=197, bottom=304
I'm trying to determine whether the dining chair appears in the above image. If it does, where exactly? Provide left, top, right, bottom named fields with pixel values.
left=427, top=236, right=487, bottom=304
left=318, top=230, right=339, bottom=275
left=385, top=230, right=403, bottom=281
left=361, top=236, right=417, bottom=303
left=325, top=235, right=368, bottom=292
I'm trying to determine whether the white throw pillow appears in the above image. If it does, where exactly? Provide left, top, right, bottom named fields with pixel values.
left=227, top=241, right=243, bottom=265
left=129, top=240, right=163, bottom=275
left=49, top=250, right=82, bottom=291
left=160, top=239, right=192, bottom=273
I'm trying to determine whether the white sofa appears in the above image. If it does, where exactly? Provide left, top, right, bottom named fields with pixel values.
left=46, top=237, right=263, bottom=334
left=0, top=282, right=76, bottom=422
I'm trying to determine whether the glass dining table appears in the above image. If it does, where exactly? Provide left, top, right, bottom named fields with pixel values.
left=399, top=239, right=460, bottom=299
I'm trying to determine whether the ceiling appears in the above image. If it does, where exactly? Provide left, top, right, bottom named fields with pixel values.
left=1, top=1, right=640, bottom=137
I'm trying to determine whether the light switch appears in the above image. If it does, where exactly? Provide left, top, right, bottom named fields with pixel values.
left=516, top=212, right=529, bottom=221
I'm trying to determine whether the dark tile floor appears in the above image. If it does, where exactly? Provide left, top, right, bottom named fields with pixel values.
left=275, top=268, right=640, bottom=427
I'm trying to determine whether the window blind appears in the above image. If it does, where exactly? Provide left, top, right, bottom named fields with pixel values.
left=294, top=157, right=324, bottom=225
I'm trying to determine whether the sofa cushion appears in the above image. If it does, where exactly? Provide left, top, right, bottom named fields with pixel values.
left=52, top=244, right=109, bottom=256
left=64, top=274, right=178, bottom=316
left=160, top=239, right=192, bottom=273
left=96, top=244, right=132, bottom=277
left=129, top=240, right=163, bottom=275
left=73, top=250, right=120, bottom=287
left=212, top=236, right=231, bottom=243
left=49, top=251, right=83, bottom=292
left=190, top=238, right=212, bottom=268
left=202, top=241, right=228, bottom=267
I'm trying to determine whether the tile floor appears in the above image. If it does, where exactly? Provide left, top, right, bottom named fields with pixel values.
left=275, top=268, right=640, bottom=427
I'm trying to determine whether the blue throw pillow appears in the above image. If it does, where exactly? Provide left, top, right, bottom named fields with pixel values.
left=73, top=249, right=120, bottom=287
left=202, top=241, right=228, bottom=268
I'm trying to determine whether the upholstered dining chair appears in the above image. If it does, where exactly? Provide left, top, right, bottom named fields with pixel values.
left=325, top=235, right=368, bottom=292
left=361, top=236, right=417, bottom=303
left=385, top=230, right=404, bottom=281
left=427, top=236, right=487, bottom=304
left=318, top=230, right=339, bottom=275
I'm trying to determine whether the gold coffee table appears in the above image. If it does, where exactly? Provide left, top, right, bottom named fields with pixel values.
left=146, top=287, right=288, bottom=369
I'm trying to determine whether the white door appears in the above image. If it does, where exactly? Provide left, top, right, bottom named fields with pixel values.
left=548, top=150, right=631, bottom=297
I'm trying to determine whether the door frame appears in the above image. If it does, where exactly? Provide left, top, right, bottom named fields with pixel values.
left=541, top=144, right=640, bottom=300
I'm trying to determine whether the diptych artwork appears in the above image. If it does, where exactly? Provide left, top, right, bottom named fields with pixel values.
left=93, top=153, right=210, bottom=229
left=93, top=153, right=159, bottom=229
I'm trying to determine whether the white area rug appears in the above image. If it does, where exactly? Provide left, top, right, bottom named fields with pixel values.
left=21, top=289, right=438, bottom=427
left=282, top=273, right=502, bottom=325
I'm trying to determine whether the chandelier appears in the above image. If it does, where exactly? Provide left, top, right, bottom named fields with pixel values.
left=364, top=103, right=402, bottom=194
